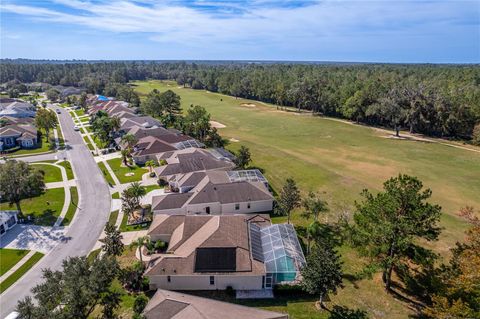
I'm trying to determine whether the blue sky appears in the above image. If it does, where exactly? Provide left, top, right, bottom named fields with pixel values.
left=1, top=0, right=479, bottom=62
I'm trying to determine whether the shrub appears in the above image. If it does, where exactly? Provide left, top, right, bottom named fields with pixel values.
left=133, top=294, right=149, bottom=314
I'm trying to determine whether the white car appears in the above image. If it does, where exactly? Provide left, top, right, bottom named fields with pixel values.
left=73, top=125, right=80, bottom=131
left=56, top=109, right=61, bottom=114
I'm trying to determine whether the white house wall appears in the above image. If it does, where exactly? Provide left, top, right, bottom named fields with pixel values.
left=148, top=274, right=265, bottom=291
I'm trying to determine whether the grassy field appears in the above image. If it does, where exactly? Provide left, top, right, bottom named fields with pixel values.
left=132, top=80, right=480, bottom=319
left=0, top=249, right=29, bottom=276
left=57, top=160, right=75, bottom=180
left=106, top=158, right=148, bottom=184
left=108, top=210, right=119, bottom=226
left=0, top=252, right=44, bottom=293
left=30, top=163, right=63, bottom=183
left=61, top=186, right=78, bottom=226
left=0, top=188, right=65, bottom=226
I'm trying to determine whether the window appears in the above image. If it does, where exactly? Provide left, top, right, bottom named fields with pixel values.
left=167, top=276, right=171, bottom=283
left=209, top=276, right=215, bottom=285
left=235, top=203, right=240, bottom=210
left=247, top=203, right=251, bottom=209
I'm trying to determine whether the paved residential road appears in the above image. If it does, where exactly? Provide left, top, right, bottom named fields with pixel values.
left=0, top=107, right=111, bottom=318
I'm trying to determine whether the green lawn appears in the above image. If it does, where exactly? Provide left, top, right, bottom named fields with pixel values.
left=56, top=125, right=65, bottom=149
left=0, top=188, right=65, bottom=226
left=108, top=210, right=119, bottom=226
left=74, top=109, right=85, bottom=116
left=106, top=158, right=148, bottom=184
left=0, top=252, right=44, bottom=293
left=30, top=163, right=63, bottom=183
left=112, top=192, right=120, bottom=199
left=61, top=186, right=78, bottom=226
left=83, top=135, right=95, bottom=151
left=98, top=161, right=116, bottom=185
left=80, top=127, right=86, bottom=134
left=133, top=80, right=480, bottom=319
left=0, top=249, right=29, bottom=276
left=119, top=212, right=150, bottom=232
left=57, top=161, right=75, bottom=180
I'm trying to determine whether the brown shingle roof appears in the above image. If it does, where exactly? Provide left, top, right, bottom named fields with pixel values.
left=143, top=290, right=288, bottom=319
left=146, top=215, right=270, bottom=276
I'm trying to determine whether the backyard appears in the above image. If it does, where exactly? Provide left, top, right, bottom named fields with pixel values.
left=133, top=80, right=480, bottom=319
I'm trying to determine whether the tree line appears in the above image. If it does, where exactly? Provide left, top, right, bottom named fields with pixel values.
left=1, top=61, right=479, bottom=141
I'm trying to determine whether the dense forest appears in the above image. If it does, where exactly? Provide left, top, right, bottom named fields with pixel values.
left=1, top=60, right=479, bottom=140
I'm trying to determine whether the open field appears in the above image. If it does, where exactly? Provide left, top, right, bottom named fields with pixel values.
left=0, top=188, right=65, bottom=226
left=0, top=249, right=29, bottom=276
left=133, top=80, right=480, bottom=319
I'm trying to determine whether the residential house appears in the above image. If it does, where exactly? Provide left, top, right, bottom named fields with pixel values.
left=0, top=116, right=34, bottom=126
left=0, top=211, right=18, bottom=236
left=143, top=289, right=288, bottom=319
left=145, top=214, right=305, bottom=291
left=0, top=99, right=36, bottom=118
left=119, top=116, right=162, bottom=132
left=151, top=170, right=273, bottom=215
left=131, top=136, right=178, bottom=165
left=154, top=148, right=234, bottom=180
left=0, top=124, right=38, bottom=151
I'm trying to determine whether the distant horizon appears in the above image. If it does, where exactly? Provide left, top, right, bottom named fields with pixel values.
left=1, top=58, right=478, bottom=65
left=1, top=0, right=478, bottom=63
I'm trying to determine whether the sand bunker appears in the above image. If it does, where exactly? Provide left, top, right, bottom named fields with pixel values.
left=229, top=138, right=239, bottom=142
left=125, top=172, right=135, bottom=176
left=209, top=121, right=226, bottom=128
left=240, top=103, right=257, bottom=108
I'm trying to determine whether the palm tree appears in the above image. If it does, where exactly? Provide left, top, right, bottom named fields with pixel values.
left=121, top=182, right=147, bottom=221
left=110, top=116, right=121, bottom=134
left=131, top=236, right=148, bottom=264
left=121, top=148, right=131, bottom=166
left=145, top=160, right=156, bottom=175
left=121, top=133, right=137, bottom=149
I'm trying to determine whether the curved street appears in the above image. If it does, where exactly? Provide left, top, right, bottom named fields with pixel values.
left=0, top=106, right=111, bottom=317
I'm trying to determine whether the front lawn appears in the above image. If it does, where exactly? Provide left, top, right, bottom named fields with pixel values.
left=0, top=252, right=44, bottom=293
left=57, top=161, right=75, bottom=180
left=106, top=158, right=148, bottom=184
left=98, top=161, right=116, bottom=185
left=30, top=163, right=63, bottom=183
left=74, top=109, right=85, bottom=116
left=0, top=249, right=30, bottom=276
left=0, top=188, right=65, bottom=226
left=5, top=131, right=54, bottom=157
left=61, top=186, right=78, bottom=226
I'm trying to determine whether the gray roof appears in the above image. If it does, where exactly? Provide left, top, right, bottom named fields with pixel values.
left=154, top=148, right=235, bottom=177
left=0, top=100, right=36, bottom=118
left=143, top=289, right=288, bottom=319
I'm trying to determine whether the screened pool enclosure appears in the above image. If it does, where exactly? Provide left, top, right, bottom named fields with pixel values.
left=250, top=223, right=306, bottom=284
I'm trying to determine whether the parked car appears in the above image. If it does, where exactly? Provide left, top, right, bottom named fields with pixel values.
left=73, top=125, right=79, bottom=131
left=56, top=109, right=61, bottom=114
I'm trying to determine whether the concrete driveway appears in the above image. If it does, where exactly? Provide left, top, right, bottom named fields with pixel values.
left=0, top=225, right=67, bottom=254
